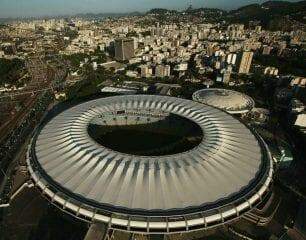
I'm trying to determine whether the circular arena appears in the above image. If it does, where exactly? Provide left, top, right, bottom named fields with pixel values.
left=193, top=88, right=255, bottom=114
left=27, top=95, right=273, bottom=234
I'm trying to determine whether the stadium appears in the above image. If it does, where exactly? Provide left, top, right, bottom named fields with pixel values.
left=26, top=95, right=273, bottom=234
left=192, top=89, right=255, bottom=114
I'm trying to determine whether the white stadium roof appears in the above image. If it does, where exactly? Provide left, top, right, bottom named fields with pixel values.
left=193, top=88, right=255, bottom=114
left=27, top=95, right=272, bottom=233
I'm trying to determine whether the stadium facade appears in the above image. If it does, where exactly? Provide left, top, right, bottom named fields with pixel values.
left=27, top=95, right=273, bottom=234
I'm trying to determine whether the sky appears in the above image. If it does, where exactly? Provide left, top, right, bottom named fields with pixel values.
left=0, top=0, right=301, bottom=18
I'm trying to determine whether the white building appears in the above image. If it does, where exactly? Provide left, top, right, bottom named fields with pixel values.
left=264, top=67, right=279, bottom=76
left=174, top=62, right=188, bottom=71
left=226, top=53, right=237, bottom=65
left=295, top=113, right=306, bottom=128
left=155, top=65, right=171, bottom=77
left=140, top=65, right=152, bottom=78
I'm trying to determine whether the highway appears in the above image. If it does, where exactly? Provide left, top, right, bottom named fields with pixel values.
left=0, top=91, right=53, bottom=202
left=0, top=54, right=67, bottom=141
left=0, top=54, right=67, bottom=205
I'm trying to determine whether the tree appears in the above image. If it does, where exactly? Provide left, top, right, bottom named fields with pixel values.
left=0, top=58, right=25, bottom=86
left=63, top=53, right=90, bottom=69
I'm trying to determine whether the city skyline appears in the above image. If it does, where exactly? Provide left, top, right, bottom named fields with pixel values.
left=0, top=0, right=302, bottom=18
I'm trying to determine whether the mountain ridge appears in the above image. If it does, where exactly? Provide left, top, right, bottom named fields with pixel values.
left=0, top=0, right=305, bottom=27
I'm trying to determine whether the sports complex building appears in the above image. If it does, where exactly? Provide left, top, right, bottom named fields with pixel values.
left=193, top=88, right=255, bottom=114
left=26, top=95, right=273, bottom=235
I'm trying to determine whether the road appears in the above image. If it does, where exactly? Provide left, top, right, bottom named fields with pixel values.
left=0, top=54, right=67, bottom=135
left=0, top=132, right=31, bottom=203
left=0, top=55, right=67, bottom=204
left=0, top=94, right=38, bottom=143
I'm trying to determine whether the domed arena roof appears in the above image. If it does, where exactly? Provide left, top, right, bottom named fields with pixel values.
left=193, top=88, right=255, bottom=114
left=27, top=95, right=272, bottom=234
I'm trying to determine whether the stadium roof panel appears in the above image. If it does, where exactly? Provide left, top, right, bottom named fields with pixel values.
left=27, top=95, right=272, bottom=233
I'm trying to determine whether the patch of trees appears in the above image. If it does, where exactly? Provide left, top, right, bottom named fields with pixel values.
left=0, top=58, right=25, bottom=86
left=63, top=53, right=90, bottom=69
left=254, top=51, right=306, bottom=77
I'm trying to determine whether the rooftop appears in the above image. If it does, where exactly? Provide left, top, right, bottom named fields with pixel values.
left=193, top=88, right=255, bottom=114
left=27, top=95, right=273, bottom=233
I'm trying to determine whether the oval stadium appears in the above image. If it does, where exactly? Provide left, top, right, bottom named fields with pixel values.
left=192, top=88, right=255, bottom=114
left=26, top=95, right=273, bottom=234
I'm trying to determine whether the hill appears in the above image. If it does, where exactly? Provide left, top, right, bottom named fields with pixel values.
left=147, top=8, right=178, bottom=15
left=186, top=7, right=226, bottom=17
left=228, top=0, right=306, bottom=29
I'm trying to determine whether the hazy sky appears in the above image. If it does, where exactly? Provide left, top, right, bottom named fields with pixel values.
left=0, top=0, right=301, bottom=18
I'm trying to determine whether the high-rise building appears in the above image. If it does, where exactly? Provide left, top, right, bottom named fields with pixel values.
left=277, top=41, right=287, bottom=56
left=172, top=40, right=180, bottom=47
left=155, top=65, right=171, bottom=77
left=237, top=51, right=253, bottom=74
left=155, top=65, right=163, bottom=77
left=262, top=45, right=272, bottom=55
left=227, top=24, right=244, bottom=31
left=114, top=38, right=135, bottom=61
left=215, top=61, right=221, bottom=70
left=264, top=67, right=279, bottom=76
left=140, top=65, right=152, bottom=78
left=255, top=25, right=262, bottom=32
left=226, top=53, right=237, bottom=65
left=222, top=69, right=232, bottom=84
left=206, top=45, right=214, bottom=56
left=164, top=65, right=171, bottom=77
